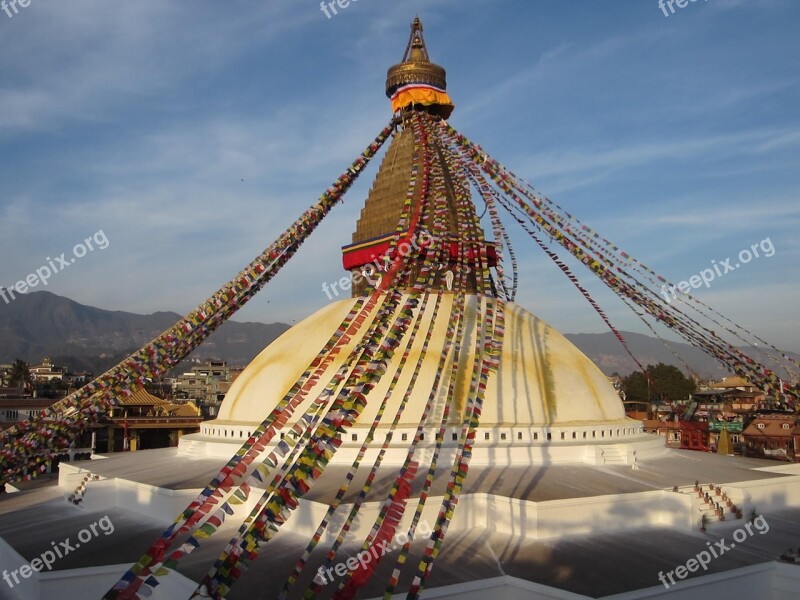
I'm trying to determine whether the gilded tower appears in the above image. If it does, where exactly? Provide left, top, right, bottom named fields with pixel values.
left=341, top=18, right=496, bottom=296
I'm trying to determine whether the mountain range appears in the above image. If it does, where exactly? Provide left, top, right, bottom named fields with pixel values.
left=1, top=291, right=796, bottom=380
left=0, top=291, right=290, bottom=374
left=565, top=331, right=796, bottom=380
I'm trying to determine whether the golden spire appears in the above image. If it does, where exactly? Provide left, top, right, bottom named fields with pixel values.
left=406, top=17, right=430, bottom=62
left=385, top=18, right=453, bottom=118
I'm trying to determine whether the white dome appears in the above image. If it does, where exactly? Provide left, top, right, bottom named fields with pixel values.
left=214, top=294, right=626, bottom=429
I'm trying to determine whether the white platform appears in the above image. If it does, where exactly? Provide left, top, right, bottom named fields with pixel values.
left=179, top=424, right=667, bottom=466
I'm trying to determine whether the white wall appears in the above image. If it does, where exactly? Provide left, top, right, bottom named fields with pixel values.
left=0, top=535, right=40, bottom=599
left=38, top=563, right=195, bottom=600
left=58, top=463, right=204, bottom=524
left=378, top=562, right=800, bottom=600
left=724, top=476, right=800, bottom=515
left=460, top=490, right=692, bottom=539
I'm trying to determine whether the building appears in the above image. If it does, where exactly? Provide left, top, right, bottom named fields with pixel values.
left=691, top=384, right=763, bottom=417
left=742, top=413, right=798, bottom=461
left=173, top=360, right=240, bottom=418
left=0, top=362, right=33, bottom=398
left=708, top=419, right=745, bottom=454
left=713, top=375, right=765, bottom=411
left=642, top=418, right=710, bottom=451
left=0, top=389, right=203, bottom=456
left=794, top=425, right=800, bottom=462
left=29, top=357, right=67, bottom=382
left=64, top=371, right=94, bottom=386
left=1, top=359, right=93, bottom=398
left=0, top=386, right=32, bottom=399
left=98, top=387, right=204, bottom=453
left=0, top=398, right=57, bottom=431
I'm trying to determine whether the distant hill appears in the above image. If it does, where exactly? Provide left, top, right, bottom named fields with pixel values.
left=0, top=291, right=290, bottom=373
left=1, top=291, right=795, bottom=381
left=565, top=330, right=799, bottom=379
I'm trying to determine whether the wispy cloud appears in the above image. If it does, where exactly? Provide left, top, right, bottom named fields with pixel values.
left=0, top=3, right=313, bottom=137
left=520, top=128, right=796, bottom=181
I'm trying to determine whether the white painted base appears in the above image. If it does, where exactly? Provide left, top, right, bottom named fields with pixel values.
left=40, top=459, right=800, bottom=600
left=179, top=423, right=668, bottom=466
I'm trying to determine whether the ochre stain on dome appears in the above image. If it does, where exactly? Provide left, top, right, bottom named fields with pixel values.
left=216, top=294, right=625, bottom=429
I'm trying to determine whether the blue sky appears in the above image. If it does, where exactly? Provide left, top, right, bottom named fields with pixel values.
left=1, top=0, right=798, bottom=353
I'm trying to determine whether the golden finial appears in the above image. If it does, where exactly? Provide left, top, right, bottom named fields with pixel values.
left=385, top=18, right=453, bottom=118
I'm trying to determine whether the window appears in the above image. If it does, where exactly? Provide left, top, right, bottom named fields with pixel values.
left=419, top=434, right=424, bottom=441
left=500, top=432, right=507, bottom=440
left=452, top=433, right=458, bottom=441
left=546, top=432, right=552, bottom=441
left=783, top=423, right=791, bottom=430
left=756, top=423, right=765, bottom=429
left=484, top=432, right=490, bottom=440
left=572, top=432, right=577, bottom=439
left=560, top=432, right=565, bottom=440
left=583, top=432, right=587, bottom=439
left=280, top=432, right=285, bottom=439
left=517, top=431, right=523, bottom=440
left=352, top=433, right=358, bottom=441
left=402, top=433, right=408, bottom=441
left=533, top=432, right=538, bottom=440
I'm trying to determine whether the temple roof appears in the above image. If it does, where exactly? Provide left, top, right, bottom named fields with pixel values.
left=113, top=387, right=201, bottom=417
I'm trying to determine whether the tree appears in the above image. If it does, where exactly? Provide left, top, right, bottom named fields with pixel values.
left=648, top=363, right=696, bottom=402
left=622, top=363, right=696, bottom=403
left=622, top=370, right=649, bottom=402
left=8, top=359, right=33, bottom=394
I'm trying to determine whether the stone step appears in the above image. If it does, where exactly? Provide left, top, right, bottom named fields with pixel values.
left=599, top=445, right=627, bottom=465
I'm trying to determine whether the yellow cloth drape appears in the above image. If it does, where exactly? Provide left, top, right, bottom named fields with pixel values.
left=391, top=86, right=454, bottom=113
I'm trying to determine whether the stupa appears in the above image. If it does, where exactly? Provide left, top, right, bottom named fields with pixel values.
left=181, top=18, right=659, bottom=468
